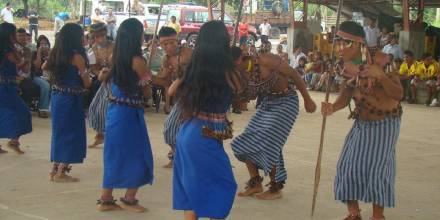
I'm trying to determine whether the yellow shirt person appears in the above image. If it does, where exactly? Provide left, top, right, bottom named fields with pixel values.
left=412, top=61, right=439, bottom=80
left=168, top=16, right=181, bottom=35
left=399, top=61, right=416, bottom=78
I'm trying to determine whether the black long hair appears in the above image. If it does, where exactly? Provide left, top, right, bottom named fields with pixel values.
left=36, top=35, right=51, bottom=49
left=0, top=22, right=16, bottom=61
left=111, top=18, right=144, bottom=96
left=46, top=23, right=87, bottom=84
left=177, top=20, right=234, bottom=117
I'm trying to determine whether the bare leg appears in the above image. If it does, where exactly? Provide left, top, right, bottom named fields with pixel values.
left=89, top=132, right=104, bottom=148
left=372, top=203, right=385, bottom=220
left=343, top=200, right=361, bottom=220
left=184, top=210, right=197, bottom=220
left=237, top=160, right=263, bottom=197
left=410, top=84, right=417, bottom=103
left=164, top=86, right=171, bottom=114
left=119, top=188, right=147, bottom=213
left=255, top=167, right=283, bottom=200
left=163, top=146, right=174, bottom=168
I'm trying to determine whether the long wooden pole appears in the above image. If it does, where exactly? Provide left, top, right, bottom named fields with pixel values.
left=221, top=0, right=225, bottom=21
left=233, top=0, right=245, bottom=45
left=207, top=0, right=213, bottom=21
left=310, top=0, right=344, bottom=217
left=147, top=0, right=164, bottom=67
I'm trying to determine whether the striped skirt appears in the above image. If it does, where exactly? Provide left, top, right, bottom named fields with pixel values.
left=231, top=94, right=299, bottom=183
left=88, top=83, right=111, bottom=133
left=334, top=117, right=401, bottom=207
left=163, top=104, right=183, bottom=147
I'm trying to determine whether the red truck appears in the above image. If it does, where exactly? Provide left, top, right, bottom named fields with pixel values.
left=165, top=4, right=258, bottom=47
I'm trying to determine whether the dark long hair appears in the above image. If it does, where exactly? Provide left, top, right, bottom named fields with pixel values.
left=111, top=18, right=144, bottom=96
left=46, top=23, right=87, bottom=84
left=177, top=20, right=234, bottom=117
left=0, top=22, right=16, bottom=61
left=36, top=35, right=51, bottom=49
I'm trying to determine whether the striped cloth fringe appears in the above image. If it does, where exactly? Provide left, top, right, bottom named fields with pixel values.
left=163, top=104, right=183, bottom=147
left=88, top=83, right=111, bottom=133
left=231, top=94, right=299, bottom=183
left=334, top=117, right=401, bottom=207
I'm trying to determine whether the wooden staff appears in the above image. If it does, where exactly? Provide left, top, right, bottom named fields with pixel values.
left=221, top=0, right=225, bottom=21
left=147, top=0, right=164, bottom=67
left=207, top=0, right=213, bottom=21
left=233, top=0, right=245, bottom=45
left=311, top=0, right=344, bottom=217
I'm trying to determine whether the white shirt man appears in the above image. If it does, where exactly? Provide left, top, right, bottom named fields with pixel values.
left=382, top=37, right=403, bottom=59
left=259, top=21, right=271, bottom=36
left=363, top=21, right=380, bottom=48
left=1, top=4, right=14, bottom=23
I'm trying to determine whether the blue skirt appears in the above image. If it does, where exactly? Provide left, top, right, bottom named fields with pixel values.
left=173, top=118, right=237, bottom=219
left=334, top=117, right=401, bottom=207
left=103, top=103, right=154, bottom=188
left=0, top=85, right=32, bottom=139
left=50, top=91, right=86, bottom=163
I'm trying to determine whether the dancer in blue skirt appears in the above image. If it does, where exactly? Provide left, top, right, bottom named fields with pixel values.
left=44, top=23, right=91, bottom=182
left=0, top=23, right=32, bottom=154
left=97, top=18, right=154, bottom=213
left=173, top=21, right=243, bottom=220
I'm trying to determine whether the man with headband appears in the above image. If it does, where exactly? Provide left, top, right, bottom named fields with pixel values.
left=87, top=22, right=114, bottom=148
left=157, top=26, right=192, bottom=168
left=321, top=21, right=403, bottom=220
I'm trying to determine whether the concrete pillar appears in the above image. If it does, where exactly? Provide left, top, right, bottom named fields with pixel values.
left=399, top=30, right=425, bottom=59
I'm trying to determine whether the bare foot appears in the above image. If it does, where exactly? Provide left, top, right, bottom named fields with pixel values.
left=163, top=160, right=173, bottom=168
left=53, top=173, right=80, bottom=183
left=255, top=189, right=282, bottom=200
left=7, top=141, right=24, bottom=154
left=97, top=199, right=122, bottom=212
left=0, top=146, right=7, bottom=154
left=88, top=135, right=104, bottom=148
left=119, top=198, right=148, bottom=213
left=237, top=176, right=264, bottom=197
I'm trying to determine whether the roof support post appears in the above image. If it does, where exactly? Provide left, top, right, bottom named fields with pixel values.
left=402, top=0, right=410, bottom=31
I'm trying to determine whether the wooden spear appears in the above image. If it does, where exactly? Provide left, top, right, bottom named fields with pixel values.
left=311, top=0, right=344, bottom=217
left=147, top=0, right=164, bottom=67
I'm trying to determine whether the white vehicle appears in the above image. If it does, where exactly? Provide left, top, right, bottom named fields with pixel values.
left=86, top=0, right=166, bottom=36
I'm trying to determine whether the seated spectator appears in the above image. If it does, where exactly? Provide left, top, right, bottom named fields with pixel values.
left=289, top=45, right=306, bottom=69
left=305, top=51, right=323, bottom=90
left=15, top=28, right=40, bottom=112
left=26, top=33, right=37, bottom=52
left=315, top=53, right=332, bottom=91
left=295, top=56, right=307, bottom=79
left=382, top=34, right=403, bottom=59
left=410, top=53, right=439, bottom=105
left=333, top=58, right=344, bottom=92
left=400, top=50, right=416, bottom=101
left=30, top=35, right=51, bottom=118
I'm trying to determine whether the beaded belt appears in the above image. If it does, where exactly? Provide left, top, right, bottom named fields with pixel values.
left=108, top=94, right=144, bottom=108
left=195, top=112, right=233, bottom=141
left=52, top=85, right=87, bottom=95
left=265, top=89, right=297, bottom=100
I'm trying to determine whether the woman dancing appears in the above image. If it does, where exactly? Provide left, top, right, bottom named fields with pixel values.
left=44, top=23, right=91, bottom=182
left=0, top=23, right=32, bottom=154
left=97, top=18, right=154, bottom=213
left=173, top=21, right=241, bottom=220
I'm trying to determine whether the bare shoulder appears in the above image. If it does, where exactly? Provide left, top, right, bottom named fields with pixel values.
left=259, top=53, right=282, bottom=67
left=72, top=53, right=85, bottom=66
left=181, top=47, right=193, bottom=59
left=132, top=56, right=146, bottom=67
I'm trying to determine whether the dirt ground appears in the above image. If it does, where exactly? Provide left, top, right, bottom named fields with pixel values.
left=0, top=92, right=439, bottom=220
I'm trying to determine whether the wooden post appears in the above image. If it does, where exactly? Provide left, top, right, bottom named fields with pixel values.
left=221, top=0, right=225, bottom=21
left=403, top=0, right=410, bottom=31
left=418, top=0, right=425, bottom=23
left=147, top=0, right=164, bottom=67
left=207, top=0, right=213, bottom=21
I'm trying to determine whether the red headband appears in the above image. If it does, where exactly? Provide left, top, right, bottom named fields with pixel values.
left=336, top=31, right=365, bottom=44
